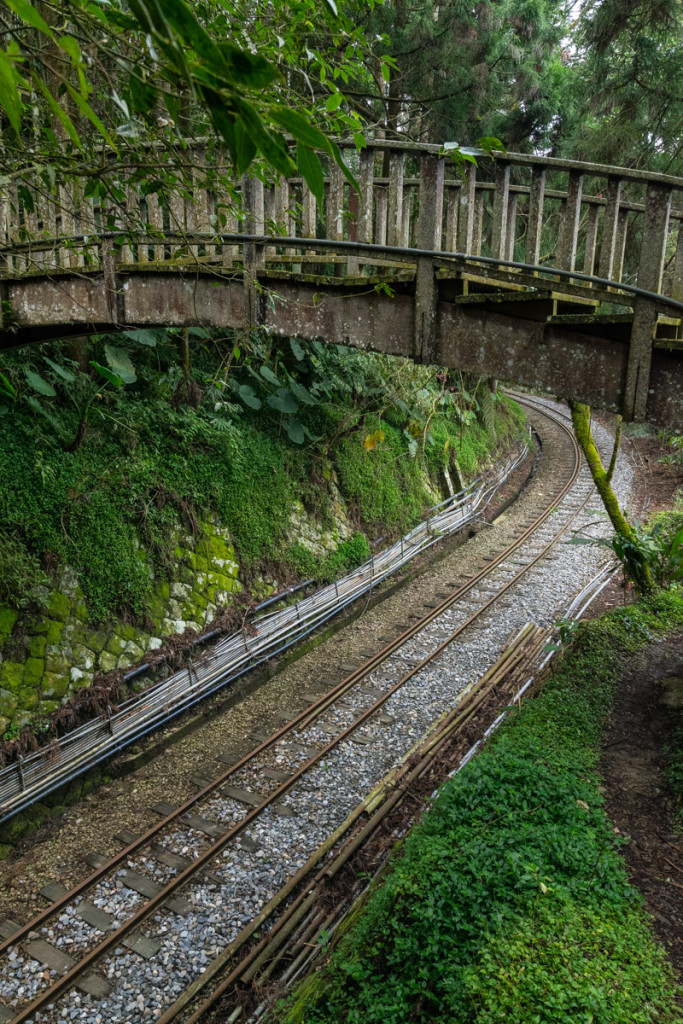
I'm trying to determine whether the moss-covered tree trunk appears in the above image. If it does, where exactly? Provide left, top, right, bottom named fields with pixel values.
left=569, top=401, right=653, bottom=592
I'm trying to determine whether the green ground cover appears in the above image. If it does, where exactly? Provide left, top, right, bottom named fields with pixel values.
left=280, top=586, right=683, bottom=1024
left=0, top=333, right=525, bottom=735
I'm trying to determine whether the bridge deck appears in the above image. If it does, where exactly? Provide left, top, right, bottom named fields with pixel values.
left=1, top=140, right=682, bottom=428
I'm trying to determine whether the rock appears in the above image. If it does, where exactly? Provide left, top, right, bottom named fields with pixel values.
left=47, top=592, right=71, bottom=622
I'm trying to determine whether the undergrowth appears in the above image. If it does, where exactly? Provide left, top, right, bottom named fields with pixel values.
left=279, top=587, right=683, bottom=1024
left=0, top=334, right=523, bottom=624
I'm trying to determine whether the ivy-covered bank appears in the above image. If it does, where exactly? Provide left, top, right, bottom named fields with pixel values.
left=0, top=332, right=526, bottom=736
left=279, top=588, right=683, bottom=1024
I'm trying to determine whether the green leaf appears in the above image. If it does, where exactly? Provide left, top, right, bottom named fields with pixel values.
left=289, top=337, right=305, bottom=361
left=0, top=49, right=22, bottom=135
left=0, top=371, right=16, bottom=399
left=284, top=417, right=305, bottom=444
left=24, top=368, right=55, bottom=397
left=325, top=91, right=343, bottom=112
left=123, top=329, right=159, bottom=347
left=30, top=72, right=82, bottom=150
left=238, top=383, right=262, bottom=410
left=58, top=36, right=81, bottom=66
left=288, top=380, right=316, bottom=406
left=321, top=0, right=338, bottom=14
left=235, top=99, right=292, bottom=178
left=43, top=357, right=75, bottom=382
left=267, top=388, right=298, bottom=414
left=269, top=105, right=332, bottom=154
left=26, top=394, right=61, bottom=430
left=64, top=81, right=118, bottom=151
left=381, top=63, right=391, bottom=84
left=129, top=69, right=157, bottom=115
left=259, top=364, right=280, bottom=386
left=4, top=0, right=53, bottom=35
left=90, top=361, right=123, bottom=387
left=232, top=116, right=257, bottom=176
left=218, top=44, right=278, bottom=89
left=297, top=141, right=324, bottom=206
left=104, top=345, right=136, bottom=384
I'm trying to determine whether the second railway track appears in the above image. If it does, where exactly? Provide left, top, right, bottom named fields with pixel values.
left=0, top=394, right=627, bottom=1024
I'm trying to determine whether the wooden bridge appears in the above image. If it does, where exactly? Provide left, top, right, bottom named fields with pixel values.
left=1, top=141, right=682, bottom=429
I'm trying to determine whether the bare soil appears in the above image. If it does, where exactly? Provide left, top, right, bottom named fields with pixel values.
left=593, top=420, right=683, bottom=982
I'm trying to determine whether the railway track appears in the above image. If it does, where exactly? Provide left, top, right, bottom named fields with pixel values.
left=0, top=395, right=618, bottom=1024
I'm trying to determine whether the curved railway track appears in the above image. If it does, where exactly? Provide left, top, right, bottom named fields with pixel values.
left=0, top=395, right=616, bottom=1024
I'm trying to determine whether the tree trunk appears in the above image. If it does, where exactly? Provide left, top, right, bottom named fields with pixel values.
left=569, top=401, right=653, bottom=591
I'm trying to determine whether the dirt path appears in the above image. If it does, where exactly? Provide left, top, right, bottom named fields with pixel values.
left=600, top=634, right=683, bottom=980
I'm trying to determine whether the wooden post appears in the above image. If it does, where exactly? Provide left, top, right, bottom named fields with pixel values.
left=598, top=176, right=622, bottom=281
left=386, top=150, right=405, bottom=247
left=557, top=170, right=583, bottom=271
left=583, top=203, right=600, bottom=275
left=672, top=220, right=683, bottom=300
left=490, top=161, right=511, bottom=260
left=414, top=153, right=444, bottom=366
left=242, top=173, right=264, bottom=328
left=505, top=193, right=518, bottom=262
left=525, top=166, right=546, bottom=266
left=624, top=183, right=672, bottom=421
left=456, top=163, right=476, bottom=253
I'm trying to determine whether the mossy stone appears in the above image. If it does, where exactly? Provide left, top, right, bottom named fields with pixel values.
left=0, top=716, right=9, bottom=736
left=24, top=657, right=45, bottom=686
left=106, top=634, right=127, bottom=656
left=38, top=699, right=59, bottom=716
left=47, top=592, right=71, bottom=622
left=98, top=651, right=118, bottom=673
left=0, top=662, right=24, bottom=693
left=41, top=672, right=70, bottom=699
left=119, top=623, right=138, bottom=642
left=17, top=686, right=40, bottom=711
left=155, top=580, right=170, bottom=602
left=85, top=630, right=107, bottom=654
left=73, top=601, right=88, bottom=621
left=29, top=635, right=47, bottom=659
left=0, top=607, right=18, bottom=638
left=28, top=617, right=50, bottom=636
left=45, top=620, right=64, bottom=646
left=0, top=843, right=11, bottom=860
left=0, top=690, right=18, bottom=717
left=0, top=812, right=29, bottom=845
left=45, top=652, right=70, bottom=676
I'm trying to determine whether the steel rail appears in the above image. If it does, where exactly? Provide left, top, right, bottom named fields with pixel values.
left=0, top=466, right=511, bottom=822
left=0, top=454, right=523, bottom=957
left=4, top=398, right=585, bottom=1022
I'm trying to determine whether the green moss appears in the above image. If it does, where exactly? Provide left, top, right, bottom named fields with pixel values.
left=29, top=635, right=47, bottom=659
left=0, top=606, right=18, bottom=638
left=0, top=689, right=18, bottom=716
left=41, top=671, right=70, bottom=699
left=45, top=619, right=64, bottom=646
left=0, top=661, right=24, bottom=693
left=47, top=591, right=71, bottom=622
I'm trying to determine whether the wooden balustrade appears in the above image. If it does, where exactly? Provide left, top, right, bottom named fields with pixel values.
left=2, top=141, right=681, bottom=304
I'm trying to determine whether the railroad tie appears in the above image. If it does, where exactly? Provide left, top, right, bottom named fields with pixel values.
left=115, top=829, right=139, bottom=846
left=73, top=902, right=117, bottom=932
left=221, top=786, right=265, bottom=808
left=122, top=933, right=161, bottom=959
left=182, top=812, right=228, bottom=838
left=39, top=882, right=68, bottom=902
left=272, top=803, right=296, bottom=817
left=83, top=851, right=109, bottom=870
left=261, top=767, right=292, bottom=782
left=215, top=750, right=241, bottom=766
left=237, top=835, right=261, bottom=853
left=0, top=919, right=21, bottom=940
left=119, top=870, right=191, bottom=915
left=0, top=1003, right=14, bottom=1023
left=24, top=939, right=110, bottom=997
left=149, top=844, right=191, bottom=871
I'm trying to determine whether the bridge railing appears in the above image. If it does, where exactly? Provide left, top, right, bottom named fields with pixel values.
left=1, top=140, right=683, bottom=302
